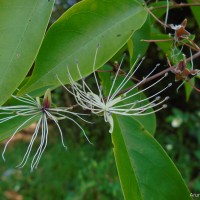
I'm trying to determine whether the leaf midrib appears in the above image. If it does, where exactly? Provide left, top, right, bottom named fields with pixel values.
left=2, top=0, right=39, bottom=81
left=116, top=116, right=143, bottom=200
left=25, top=5, right=146, bottom=90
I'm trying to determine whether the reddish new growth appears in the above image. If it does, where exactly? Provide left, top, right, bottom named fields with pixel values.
left=170, top=19, right=190, bottom=41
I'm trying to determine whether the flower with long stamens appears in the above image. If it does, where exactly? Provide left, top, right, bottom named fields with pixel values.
left=59, top=48, right=172, bottom=133
left=0, top=89, right=91, bottom=171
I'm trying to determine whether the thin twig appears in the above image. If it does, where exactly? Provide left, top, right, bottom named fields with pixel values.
left=150, top=3, right=200, bottom=11
left=68, top=51, right=200, bottom=109
left=144, top=6, right=170, bottom=28
left=116, top=51, right=200, bottom=96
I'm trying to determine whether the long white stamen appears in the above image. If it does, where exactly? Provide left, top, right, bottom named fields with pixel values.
left=0, top=114, right=19, bottom=123
left=121, top=72, right=168, bottom=102
left=1, top=105, right=36, bottom=110
left=123, top=63, right=160, bottom=97
left=57, top=75, right=76, bottom=97
left=66, top=70, right=100, bottom=108
left=50, top=109, right=92, bottom=145
left=131, top=104, right=167, bottom=116
left=111, top=97, right=169, bottom=115
left=109, top=57, right=145, bottom=102
left=113, top=83, right=172, bottom=109
left=11, top=95, right=37, bottom=106
left=74, top=63, right=94, bottom=94
left=66, top=114, right=92, bottom=145
left=16, top=110, right=41, bottom=116
left=0, top=111, right=13, bottom=115
left=0, top=106, right=40, bottom=117
left=164, top=0, right=169, bottom=30
left=189, top=48, right=193, bottom=70
left=104, top=64, right=162, bottom=109
left=2, top=115, right=38, bottom=161
left=70, top=84, right=103, bottom=109
left=49, top=109, right=93, bottom=124
left=92, top=47, right=104, bottom=103
left=106, top=54, right=126, bottom=103
left=66, top=67, right=101, bottom=110
left=31, top=114, right=48, bottom=171
left=176, top=81, right=185, bottom=93
left=45, top=111, right=68, bottom=149
left=110, top=97, right=159, bottom=112
left=14, top=88, right=36, bottom=103
left=17, top=116, right=42, bottom=168
left=71, top=87, right=101, bottom=109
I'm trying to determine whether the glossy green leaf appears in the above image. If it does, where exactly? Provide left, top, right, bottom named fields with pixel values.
left=112, top=115, right=192, bottom=200
left=0, top=0, right=54, bottom=105
left=128, top=15, right=151, bottom=64
left=188, top=0, right=200, bottom=27
left=150, top=27, right=173, bottom=54
left=184, top=79, right=194, bottom=101
left=19, top=0, right=148, bottom=95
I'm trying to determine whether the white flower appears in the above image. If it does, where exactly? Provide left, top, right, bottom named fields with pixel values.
left=171, top=117, right=183, bottom=128
left=169, top=24, right=182, bottom=31
left=0, top=89, right=91, bottom=171
left=59, top=48, right=171, bottom=133
left=166, top=144, right=173, bottom=151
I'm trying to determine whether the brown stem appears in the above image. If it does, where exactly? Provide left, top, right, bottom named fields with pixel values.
left=67, top=104, right=79, bottom=110
left=67, top=51, right=200, bottom=110
left=144, top=6, right=170, bottom=28
left=179, top=41, right=199, bottom=52
left=116, top=51, right=200, bottom=96
left=188, top=79, right=200, bottom=93
left=187, top=38, right=200, bottom=51
left=96, top=69, right=113, bottom=73
left=188, top=50, right=200, bottom=61
left=142, top=39, right=173, bottom=43
left=150, top=3, right=200, bottom=11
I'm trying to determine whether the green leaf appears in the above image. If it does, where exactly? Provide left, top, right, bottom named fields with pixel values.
left=150, top=27, right=173, bottom=54
left=128, top=15, right=151, bottom=64
left=188, top=0, right=200, bottom=27
left=19, top=0, right=148, bottom=95
left=0, top=0, right=54, bottom=105
left=112, top=115, right=192, bottom=200
left=184, top=79, right=194, bottom=101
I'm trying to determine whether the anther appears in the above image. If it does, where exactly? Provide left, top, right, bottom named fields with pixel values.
left=163, top=104, right=167, bottom=108
left=156, top=96, right=161, bottom=100
left=165, top=96, right=170, bottom=100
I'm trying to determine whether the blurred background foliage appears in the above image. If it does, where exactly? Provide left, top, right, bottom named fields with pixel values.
left=0, top=0, right=200, bottom=199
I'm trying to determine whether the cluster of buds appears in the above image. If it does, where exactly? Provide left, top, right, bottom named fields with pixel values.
left=143, top=7, right=200, bottom=94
